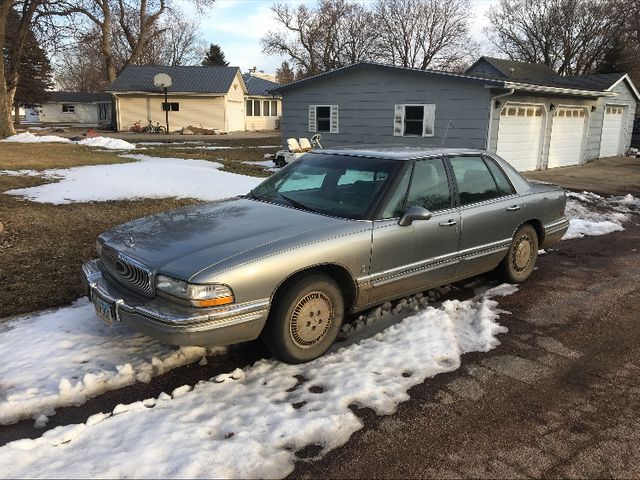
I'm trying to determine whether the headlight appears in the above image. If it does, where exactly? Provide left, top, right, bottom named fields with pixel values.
left=155, top=275, right=234, bottom=307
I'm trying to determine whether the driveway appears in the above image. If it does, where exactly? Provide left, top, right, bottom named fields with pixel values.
left=525, top=156, right=640, bottom=196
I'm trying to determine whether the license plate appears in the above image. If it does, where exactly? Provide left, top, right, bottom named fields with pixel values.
left=93, top=294, right=115, bottom=327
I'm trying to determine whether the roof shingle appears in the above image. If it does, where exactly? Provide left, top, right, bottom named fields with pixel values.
left=242, top=74, right=281, bottom=97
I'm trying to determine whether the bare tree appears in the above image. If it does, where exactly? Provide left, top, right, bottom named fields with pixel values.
left=486, top=0, right=622, bottom=75
left=375, top=0, right=473, bottom=70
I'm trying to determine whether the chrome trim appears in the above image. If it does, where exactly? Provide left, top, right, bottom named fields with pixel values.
left=83, top=260, right=269, bottom=329
left=544, top=217, right=570, bottom=233
left=359, top=238, right=512, bottom=286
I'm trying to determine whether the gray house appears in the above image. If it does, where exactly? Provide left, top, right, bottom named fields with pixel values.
left=274, top=57, right=638, bottom=171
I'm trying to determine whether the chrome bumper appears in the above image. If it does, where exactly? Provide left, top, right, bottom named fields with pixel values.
left=542, top=216, right=570, bottom=247
left=82, top=259, right=270, bottom=347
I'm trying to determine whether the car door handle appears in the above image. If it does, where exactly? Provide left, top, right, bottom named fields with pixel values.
left=438, top=219, right=457, bottom=226
left=506, top=205, right=521, bottom=211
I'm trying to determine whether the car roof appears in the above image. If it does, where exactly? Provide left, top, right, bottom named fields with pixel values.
left=310, top=147, right=488, bottom=161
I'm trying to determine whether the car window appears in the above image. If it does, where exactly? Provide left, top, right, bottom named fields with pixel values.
left=484, top=157, right=515, bottom=195
left=405, top=158, right=451, bottom=211
left=449, top=156, right=501, bottom=206
left=338, top=169, right=389, bottom=186
left=381, top=166, right=411, bottom=218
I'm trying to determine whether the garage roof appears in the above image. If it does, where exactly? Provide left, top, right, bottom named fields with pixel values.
left=49, top=91, right=112, bottom=103
left=242, top=74, right=281, bottom=97
left=108, top=65, right=243, bottom=94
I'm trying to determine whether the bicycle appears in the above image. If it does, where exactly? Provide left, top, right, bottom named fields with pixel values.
left=144, top=118, right=167, bottom=134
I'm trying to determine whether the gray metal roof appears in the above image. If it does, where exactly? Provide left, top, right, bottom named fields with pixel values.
left=108, top=65, right=242, bottom=93
left=49, top=91, right=112, bottom=103
left=242, top=74, right=281, bottom=97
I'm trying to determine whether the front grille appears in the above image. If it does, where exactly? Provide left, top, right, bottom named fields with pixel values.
left=100, top=247, right=154, bottom=298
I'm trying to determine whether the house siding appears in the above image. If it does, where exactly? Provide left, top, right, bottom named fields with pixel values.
left=585, top=80, right=637, bottom=160
left=280, top=68, right=493, bottom=149
left=115, top=94, right=226, bottom=132
left=36, top=102, right=109, bottom=125
left=245, top=97, right=281, bottom=130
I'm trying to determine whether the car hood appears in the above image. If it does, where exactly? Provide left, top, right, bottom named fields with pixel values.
left=100, top=197, right=354, bottom=280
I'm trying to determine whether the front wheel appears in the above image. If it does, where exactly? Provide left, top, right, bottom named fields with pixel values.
left=262, top=273, right=344, bottom=363
left=499, top=224, right=538, bottom=283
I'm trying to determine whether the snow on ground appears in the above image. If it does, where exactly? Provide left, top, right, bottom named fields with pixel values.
left=3, top=154, right=262, bottom=204
left=77, top=137, right=136, bottom=150
left=563, top=192, right=638, bottom=240
left=0, top=298, right=223, bottom=425
left=243, top=160, right=277, bottom=168
left=0, top=132, right=71, bottom=143
left=0, top=285, right=515, bottom=479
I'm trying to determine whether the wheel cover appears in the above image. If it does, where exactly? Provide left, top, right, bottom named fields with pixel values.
left=512, top=234, right=533, bottom=272
left=289, top=291, right=334, bottom=349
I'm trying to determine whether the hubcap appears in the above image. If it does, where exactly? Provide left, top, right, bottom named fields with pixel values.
left=513, top=234, right=533, bottom=272
left=289, top=291, right=334, bottom=349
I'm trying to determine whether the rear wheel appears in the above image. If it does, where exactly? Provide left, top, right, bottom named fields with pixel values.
left=499, top=224, right=538, bottom=283
left=262, top=273, right=344, bottom=363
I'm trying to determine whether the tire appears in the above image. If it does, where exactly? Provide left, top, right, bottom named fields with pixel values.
left=275, top=156, right=286, bottom=168
left=499, top=224, right=539, bottom=283
left=262, top=273, right=344, bottom=363
left=157, top=126, right=167, bottom=134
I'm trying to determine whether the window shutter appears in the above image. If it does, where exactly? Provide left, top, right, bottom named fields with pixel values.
left=330, top=105, right=339, bottom=133
left=308, top=105, right=316, bottom=132
left=422, top=104, right=436, bottom=137
left=393, top=104, right=404, bottom=136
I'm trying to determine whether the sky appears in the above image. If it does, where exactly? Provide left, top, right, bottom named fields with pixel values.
left=178, top=0, right=499, bottom=74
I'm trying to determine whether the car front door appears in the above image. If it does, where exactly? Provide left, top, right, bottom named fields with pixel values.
left=365, top=157, right=461, bottom=305
left=447, top=155, right=527, bottom=275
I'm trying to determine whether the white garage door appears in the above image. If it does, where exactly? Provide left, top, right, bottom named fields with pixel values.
left=496, top=105, right=543, bottom=171
left=226, top=100, right=245, bottom=132
left=547, top=107, right=587, bottom=168
left=599, top=106, right=624, bottom=158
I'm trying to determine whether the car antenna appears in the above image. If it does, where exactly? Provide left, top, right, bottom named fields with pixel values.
left=442, top=121, right=455, bottom=145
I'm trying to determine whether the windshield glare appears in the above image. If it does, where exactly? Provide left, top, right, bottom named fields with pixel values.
left=251, top=153, right=401, bottom=219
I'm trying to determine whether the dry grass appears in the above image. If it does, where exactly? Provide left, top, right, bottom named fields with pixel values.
left=0, top=143, right=132, bottom=170
left=0, top=175, right=200, bottom=318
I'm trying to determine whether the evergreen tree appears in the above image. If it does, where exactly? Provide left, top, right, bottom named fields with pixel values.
left=202, top=44, right=229, bottom=66
left=275, top=61, right=295, bottom=84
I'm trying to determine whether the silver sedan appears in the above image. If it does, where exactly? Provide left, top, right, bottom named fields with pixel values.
left=82, top=148, right=568, bottom=363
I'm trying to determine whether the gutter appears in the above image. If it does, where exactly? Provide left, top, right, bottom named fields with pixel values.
left=486, top=88, right=515, bottom=150
left=502, top=82, right=617, bottom=98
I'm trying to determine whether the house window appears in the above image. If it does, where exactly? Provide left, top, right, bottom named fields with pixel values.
left=162, top=102, right=179, bottom=111
left=246, top=99, right=253, bottom=116
left=253, top=100, right=261, bottom=116
left=271, top=100, right=278, bottom=116
left=308, top=105, right=338, bottom=133
left=62, top=104, right=75, bottom=114
left=393, top=104, right=436, bottom=137
left=263, top=100, right=270, bottom=117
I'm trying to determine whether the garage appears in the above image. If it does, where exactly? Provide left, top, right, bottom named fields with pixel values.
left=547, top=107, right=587, bottom=168
left=496, top=105, right=544, bottom=171
left=599, top=106, right=625, bottom=157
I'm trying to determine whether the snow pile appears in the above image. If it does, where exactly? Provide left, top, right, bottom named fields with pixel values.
left=0, top=298, right=223, bottom=425
left=0, top=285, right=514, bottom=478
left=3, top=154, right=262, bottom=204
left=563, top=192, right=636, bottom=240
left=77, top=137, right=136, bottom=150
left=0, top=132, right=71, bottom=144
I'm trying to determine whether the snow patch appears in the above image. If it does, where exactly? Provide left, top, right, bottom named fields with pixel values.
left=77, top=137, right=136, bottom=150
left=0, top=298, right=224, bottom=425
left=3, top=154, right=261, bottom=204
left=0, top=287, right=512, bottom=478
left=563, top=193, right=634, bottom=240
left=1, top=132, right=71, bottom=143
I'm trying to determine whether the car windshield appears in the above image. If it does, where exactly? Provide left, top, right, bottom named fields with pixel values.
left=250, top=153, right=402, bottom=219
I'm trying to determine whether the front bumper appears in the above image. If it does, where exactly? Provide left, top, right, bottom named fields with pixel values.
left=82, top=259, right=270, bottom=347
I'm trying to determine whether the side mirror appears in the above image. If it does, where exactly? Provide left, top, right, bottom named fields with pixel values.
left=399, top=206, right=432, bottom=226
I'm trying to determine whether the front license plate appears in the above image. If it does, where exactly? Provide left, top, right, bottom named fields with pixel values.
left=93, top=294, right=115, bottom=327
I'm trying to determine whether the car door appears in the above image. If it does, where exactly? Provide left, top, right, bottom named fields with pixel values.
left=366, top=157, right=461, bottom=304
left=447, top=154, right=526, bottom=275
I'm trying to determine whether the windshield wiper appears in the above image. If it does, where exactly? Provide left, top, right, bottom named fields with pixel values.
left=279, top=193, right=318, bottom=213
left=246, top=189, right=261, bottom=200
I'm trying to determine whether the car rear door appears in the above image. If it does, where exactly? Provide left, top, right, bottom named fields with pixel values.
left=366, top=157, right=461, bottom=304
left=446, top=154, right=526, bottom=275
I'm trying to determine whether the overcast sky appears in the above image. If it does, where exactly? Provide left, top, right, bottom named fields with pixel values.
left=178, top=0, right=499, bottom=73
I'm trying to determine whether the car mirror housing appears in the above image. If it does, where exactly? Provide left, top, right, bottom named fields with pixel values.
left=399, top=206, right=432, bottom=226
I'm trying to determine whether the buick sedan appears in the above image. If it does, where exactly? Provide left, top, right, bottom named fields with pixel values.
left=82, top=148, right=569, bottom=363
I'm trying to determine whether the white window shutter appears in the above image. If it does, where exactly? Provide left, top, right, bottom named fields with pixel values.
left=422, top=104, right=436, bottom=137
left=308, top=105, right=316, bottom=132
left=393, top=104, right=404, bottom=136
left=330, top=105, right=339, bottom=133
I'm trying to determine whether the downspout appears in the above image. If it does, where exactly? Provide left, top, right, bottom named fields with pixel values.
left=486, top=88, right=515, bottom=150
left=112, top=93, right=121, bottom=131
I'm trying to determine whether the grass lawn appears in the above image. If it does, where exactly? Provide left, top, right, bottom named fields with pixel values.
left=0, top=137, right=280, bottom=318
